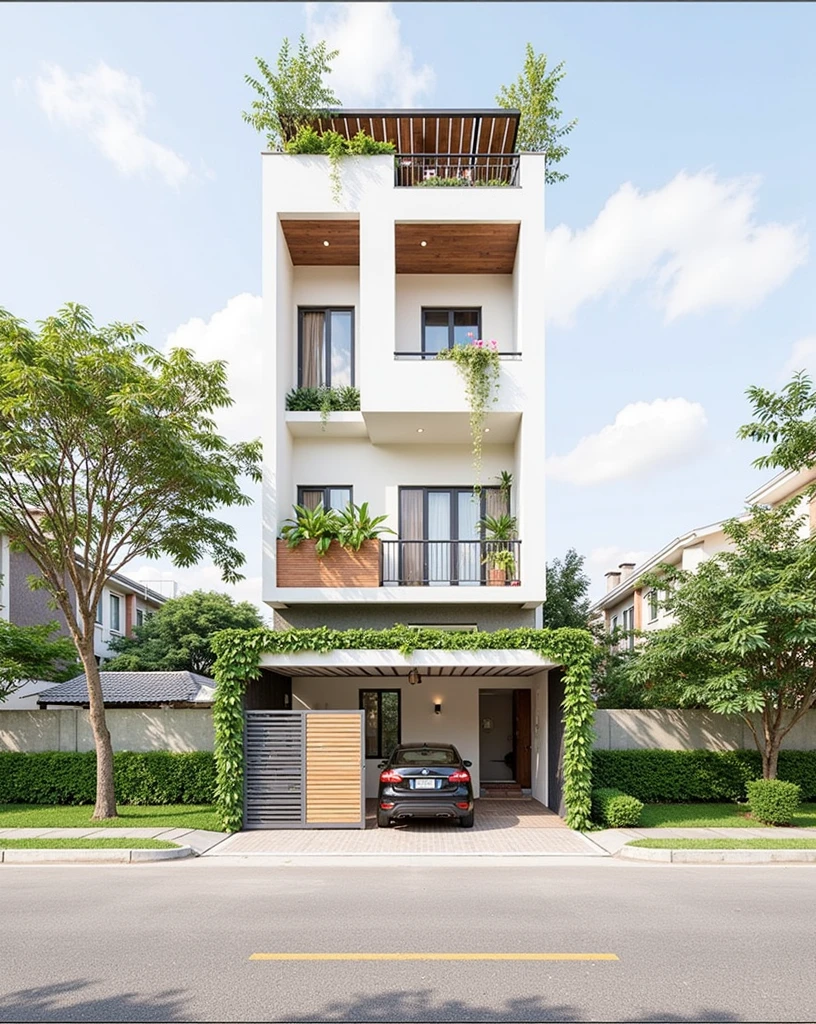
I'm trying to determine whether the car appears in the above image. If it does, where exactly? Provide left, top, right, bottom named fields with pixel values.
left=376, top=742, right=475, bottom=828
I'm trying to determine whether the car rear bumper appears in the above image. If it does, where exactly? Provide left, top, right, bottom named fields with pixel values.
left=379, top=798, right=474, bottom=820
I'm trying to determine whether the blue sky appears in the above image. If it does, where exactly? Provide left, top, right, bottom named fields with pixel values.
left=1, top=1, right=814, bottom=606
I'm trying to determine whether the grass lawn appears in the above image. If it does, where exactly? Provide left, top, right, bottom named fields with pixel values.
left=636, top=802, right=816, bottom=829
left=0, top=805, right=220, bottom=831
left=0, top=837, right=178, bottom=850
left=629, top=838, right=816, bottom=850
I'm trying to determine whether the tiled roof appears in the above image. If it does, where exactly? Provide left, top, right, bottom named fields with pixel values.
left=36, top=671, right=215, bottom=707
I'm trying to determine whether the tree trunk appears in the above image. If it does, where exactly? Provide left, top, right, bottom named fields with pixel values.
left=80, top=638, right=117, bottom=819
left=762, top=740, right=781, bottom=780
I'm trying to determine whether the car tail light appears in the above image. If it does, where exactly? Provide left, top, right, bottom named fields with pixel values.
left=380, top=769, right=402, bottom=784
left=380, top=801, right=395, bottom=810
left=449, top=769, right=471, bottom=783
left=456, top=802, right=470, bottom=809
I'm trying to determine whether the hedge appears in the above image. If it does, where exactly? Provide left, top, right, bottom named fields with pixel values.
left=0, top=751, right=216, bottom=805
left=591, top=787, right=643, bottom=828
left=591, top=749, right=816, bottom=803
left=747, top=779, right=801, bottom=825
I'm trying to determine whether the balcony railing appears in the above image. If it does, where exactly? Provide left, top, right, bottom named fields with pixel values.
left=381, top=540, right=521, bottom=586
left=394, top=154, right=520, bottom=188
left=394, top=351, right=522, bottom=361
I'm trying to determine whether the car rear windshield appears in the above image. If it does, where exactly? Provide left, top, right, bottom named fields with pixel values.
left=393, top=747, right=458, bottom=766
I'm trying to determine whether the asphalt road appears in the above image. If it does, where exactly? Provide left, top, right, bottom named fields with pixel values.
left=1, top=860, right=814, bottom=1022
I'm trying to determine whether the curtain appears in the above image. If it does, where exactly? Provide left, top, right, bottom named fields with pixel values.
left=399, top=489, right=424, bottom=585
left=301, top=312, right=325, bottom=388
left=299, top=489, right=324, bottom=511
left=457, top=491, right=481, bottom=585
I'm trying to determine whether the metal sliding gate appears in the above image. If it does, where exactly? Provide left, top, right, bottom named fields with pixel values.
left=244, top=710, right=365, bottom=829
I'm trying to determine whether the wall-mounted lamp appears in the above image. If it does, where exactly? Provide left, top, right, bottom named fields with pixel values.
left=408, top=668, right=421, bottom=686
left=434, top=701, right=442, bottom=715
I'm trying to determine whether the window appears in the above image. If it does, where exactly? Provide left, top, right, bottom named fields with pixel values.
left=393, top=747, right=458, bottom=767
left=136, top=609, right=145, bottom=628
left=360, top=689, right=401, bottom=759
left=621, top=607, right=635, bottom=650
left=610, top=614, right=618, bottom=633
left=297, top=486, right=352, bottom=512
left=421, top=308, right=481, bottom=354
left=95, top=600, right=103, bottom=625
left=109, top=594, right=121, bottom=633
left=298, top=308, right=354, bottom=388
left=648, top=590, right=659, bottom=622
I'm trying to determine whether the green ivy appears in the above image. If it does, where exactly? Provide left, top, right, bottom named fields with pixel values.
left=436, top=341, right=501, bottom=488
left=211, top=625, right=595, bottom=832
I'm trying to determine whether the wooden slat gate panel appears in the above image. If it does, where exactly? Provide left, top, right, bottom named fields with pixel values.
left=244, top=710, right=365, bottom=829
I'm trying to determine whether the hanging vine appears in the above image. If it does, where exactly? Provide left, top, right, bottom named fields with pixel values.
left=285, top=126, right=395, bottom=204
left=211, top=625, right=595, bottom=833
left=436, top=338, right=501, bottom=488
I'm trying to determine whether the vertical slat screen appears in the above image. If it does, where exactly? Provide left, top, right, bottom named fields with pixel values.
left=306, top=713, right=364, bottom=824
left=244, top=712, right=304, bottom=828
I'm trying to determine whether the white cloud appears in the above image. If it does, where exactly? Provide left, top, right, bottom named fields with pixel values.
left=546, top=398, right=708, bottom=486
left=780, top=337, right=816, bottom=381
left=165, top=293, right=263, bottom=444
left=546, top=171, right=807, bottom=327
left=33, top=61, right=190, bottom=187
left=305, top=2, right=434, bottom=107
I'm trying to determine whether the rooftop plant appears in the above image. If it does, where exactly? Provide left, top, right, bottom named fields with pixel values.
left=285, top=385, right=360, bottom=429
left=285, top=125, right=395, bottom=204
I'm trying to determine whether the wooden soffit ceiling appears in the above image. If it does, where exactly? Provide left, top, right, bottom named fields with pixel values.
left=281, top=220, right=359, bottom=266
left=396, top=223, right=519, bottom=274
left=308, top=109, right=520, bottom=156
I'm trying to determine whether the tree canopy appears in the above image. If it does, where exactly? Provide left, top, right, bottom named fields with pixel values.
left=541, top=548, right=591, bottom=629
left=496, top=42, right=577, bottom=183
left=630, top=503, right=816, bottom=778
left=738, top=371, right=816, bottom=472
left=106, top=590, right=264, bottom=676
left=243, top=35, right=340, bottom=149
left=0, top=620, right=80, bottom=703
left=0, top=303, right=261, bottom=817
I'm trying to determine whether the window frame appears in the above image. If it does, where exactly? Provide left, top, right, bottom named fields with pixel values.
left=135, top=609, right=145, bottom=629
left=296, top=485, right=353, bottom=511
left=420, top=307, right=482, bottom=354
left=647, top=590, right=659, bottom=622
left=95, top=599, right=103, bottom=626
left=359, top=688, right=402, bottom=760
left=297, top=306, right=355, bottom=388
left=109, top=594, right=121, bottom=634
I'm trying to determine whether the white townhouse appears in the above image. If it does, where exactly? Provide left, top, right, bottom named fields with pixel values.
left=255, top=109, right=562, bottom=808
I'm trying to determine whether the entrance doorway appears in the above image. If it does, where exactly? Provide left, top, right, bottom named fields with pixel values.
left=478, top=689, right=532, bottom=787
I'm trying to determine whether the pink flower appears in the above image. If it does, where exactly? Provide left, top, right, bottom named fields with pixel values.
left=467, top=332, right=474, bottom=339
left=489, top=339, right=498, bottom=349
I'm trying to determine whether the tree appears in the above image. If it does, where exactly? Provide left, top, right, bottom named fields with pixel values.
left=737, top=371, right=816, bottom=473
left=0, top=619, right=80, bottom=703
left=496, top=42, right=577, bottom=184
left=629, top=503, right=816, bottom=778
left=541, top=548, right=591, bottom=629
left=0, top=304, right=261, bottom=818
left=106, top=590, right=264, bottom=676
left=242, top=34, right=340, bottom=149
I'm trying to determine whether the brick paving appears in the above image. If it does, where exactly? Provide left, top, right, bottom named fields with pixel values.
left=207, top=799, right=602, bottom=857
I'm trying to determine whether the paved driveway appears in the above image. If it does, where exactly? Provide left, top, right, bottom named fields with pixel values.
left=206, top=800, right=602, bottom=856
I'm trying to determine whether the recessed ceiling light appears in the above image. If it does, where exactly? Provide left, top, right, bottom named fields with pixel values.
left=420, top=240, right=427, bottom=247
left=484, top=427, right=490, bottom=433
left=416, top=428, right=424, bottom=433
left=323, top=240, right=330, bottom=247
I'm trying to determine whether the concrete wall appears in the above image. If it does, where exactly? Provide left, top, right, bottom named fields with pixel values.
left=593, top=709, right=816, bottom=751
left=275, top=604, right=536, bottom=631
left=0, top=708, right=214, bottom=753
left=292, top=671, right=549, bottom=799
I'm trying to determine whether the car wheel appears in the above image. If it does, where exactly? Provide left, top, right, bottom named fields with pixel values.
left=377, top=812, right=392, bottom=828
left=459, top=811, right=474, bottom=829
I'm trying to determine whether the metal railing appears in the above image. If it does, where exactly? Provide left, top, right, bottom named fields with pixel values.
left=394, top=351, right=522, bottom=361
left=381, top=539, right=521, bottom=586
left=394, top=154, right=520, bottom=188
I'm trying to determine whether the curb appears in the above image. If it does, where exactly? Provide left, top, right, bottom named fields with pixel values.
left=0, top=845, right=194, bottom=864
left=618, top=845, right=816, bottom=864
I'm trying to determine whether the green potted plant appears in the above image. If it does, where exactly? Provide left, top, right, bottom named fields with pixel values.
left=478, top=513, right=518, bottom=585
left=483, top=547, right=517, bottom=586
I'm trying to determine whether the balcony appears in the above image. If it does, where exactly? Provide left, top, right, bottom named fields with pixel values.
left=394, top=154, right=520, bottom=188
left=381, top=540, right=521, bottom=587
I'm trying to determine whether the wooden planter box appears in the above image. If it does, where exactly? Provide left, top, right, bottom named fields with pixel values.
left=277, top=539, right=380, bottom=588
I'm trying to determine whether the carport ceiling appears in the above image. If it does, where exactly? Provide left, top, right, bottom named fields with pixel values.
left=263, top=665, right=544, bottom=678
left=281, top=219, right=359, bottom=265
left=396, top=223, right=519, bottom=274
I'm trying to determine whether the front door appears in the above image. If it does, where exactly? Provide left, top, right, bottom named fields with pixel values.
left=513, top=689, right=532, bottom=788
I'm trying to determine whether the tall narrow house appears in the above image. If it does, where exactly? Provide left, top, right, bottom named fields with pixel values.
left=260, top=110, right=557, bottom=808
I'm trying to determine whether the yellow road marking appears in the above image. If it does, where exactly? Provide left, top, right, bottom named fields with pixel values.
left=249, top=953, right=619, bottom=961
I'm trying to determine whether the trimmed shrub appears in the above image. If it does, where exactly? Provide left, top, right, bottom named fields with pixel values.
left=592, top=749, right=816, bottom=803
left=0, top=751, right=215, bottom=805
left=591, top=787, right=644, bottom=828
left=746, top=779, right=801, bottom=825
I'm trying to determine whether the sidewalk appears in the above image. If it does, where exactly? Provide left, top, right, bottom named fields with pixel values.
left=0, top=827, right=229, bottom=855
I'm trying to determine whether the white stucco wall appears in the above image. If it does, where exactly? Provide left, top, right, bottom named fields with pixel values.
left=291, top=671, right=549, bottom=800
left=394, top=275, right=515, bottom=354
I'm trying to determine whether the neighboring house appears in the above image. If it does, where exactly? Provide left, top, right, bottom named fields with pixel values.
left=0, top=534, right=168, bottom=663
left=1, top=680, right=59, bottom=711
left=257, top=109, right=559, bottom=806
left=590, top=466, right=816, bottom=641
left=36, top=671, right=215, bottom=709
